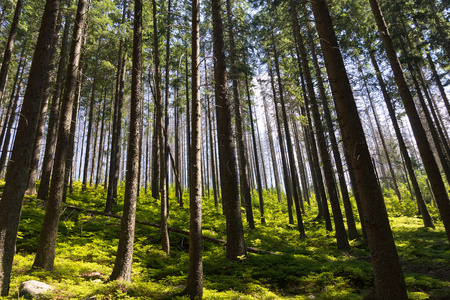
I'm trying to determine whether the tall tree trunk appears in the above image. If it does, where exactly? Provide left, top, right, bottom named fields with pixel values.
left=271, top=39, right=306, bottom=237
left=289, top=2, right=347, bottom=247
left=185, top=0, right=203, bottom=295
left=369, top=50, right=433, bottom=228
left=225, top=0, right=255, bottom=230
left=0, top=0, right=22, bottom=102
left=211, top=0, right=246, bottom=261
left=105, top=0, right=127, bottom=213
left=25, top=11, right=62, bottom=196
left=37, top=1, right=72, bottom=200
left=311, top=0, right=407, bottom=298
left=0, top=50, right=26, bottom=179
left=32, top=0, right=87, bottom=271
left=152, top=0, right=169, bottom=255
left=307, top=27, right=358, bottom=239
left=83, top=57, right=99, bottom=191
left=109, top=0, right=141, bottom=280
left=0, top=0, right=61, bottom=294
left=268, top=63, right=294, bottom=223
left=244, top=65, right=265, bottom=224
left=96, top=87, right=107, bottom=187
left=369, top=0, right=450, bottom=244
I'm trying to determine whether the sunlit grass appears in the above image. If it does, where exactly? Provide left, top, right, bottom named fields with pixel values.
left=0, top=181, right=449, bottom=299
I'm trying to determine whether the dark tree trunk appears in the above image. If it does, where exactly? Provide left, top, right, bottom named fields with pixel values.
left=369, top=50, right=434, bottom=228
left=82, top=58, right=99, bottom=191
left=370, top=0, right=450, bottom=244
left=245, top=64, right=265, bottom=225
left=211, top=0, right=246, bottom=261
left=426, top=53, right=450, bottom=117
left=0, top=0, right=61, bottom=294
left=32, top=0, right=87, bottom=271
left=0, top=50, right=26, bottom=179
left=0, top=0, right=22, bottom=102
left=109, top=0, right=141, bottom=280
left=185, top=0, right=203, bottom=295
left=152, top=0, right=169, bottom=255
left=37, top=2, right=72, bottom=200
left=105, top=0, right=127, bottom=213
left=289, top=2, right=347, bottom=247
left=307, top=27, right=358, bottom=240
left=272, top=38, right=306, bottom=237
left=311, top=0, right=407, bottom=298
left=225, top=0, right=255, bottom=230
left=25, top=11, right=62, bottom=196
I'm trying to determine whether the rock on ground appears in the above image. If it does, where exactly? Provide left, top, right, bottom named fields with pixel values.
left=19, top=280, right=53, bottom=299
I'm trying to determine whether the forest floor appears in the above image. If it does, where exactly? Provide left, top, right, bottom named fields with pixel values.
left=1, top=181, right=450, bottom=299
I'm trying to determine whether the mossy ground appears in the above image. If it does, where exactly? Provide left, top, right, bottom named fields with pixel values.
left=1, top=181, right=449, bottom=299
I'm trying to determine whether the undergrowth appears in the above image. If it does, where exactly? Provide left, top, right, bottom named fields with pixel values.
left=1, top=181, right=449, bottom=299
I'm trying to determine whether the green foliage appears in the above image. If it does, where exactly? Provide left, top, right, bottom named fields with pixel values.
left=2, top=182, right=449, bottom=299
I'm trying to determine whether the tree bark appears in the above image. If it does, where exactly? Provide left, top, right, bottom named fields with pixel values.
left=109, top=0, right=141, bottom=280
left=37, top=2, right=72, bottom=200
left=0, top=0, right=61, bottom=294
left=311, top=0, right=407, bottom=298
left=211, top=0, right=246, bottom=261
left=32, top=0, right=87, bottom=271
left=369, top=0, right=450, bottom=243
left=0, top=0, right=22, bottom=102
left=185, top=0, right=203, bottom=295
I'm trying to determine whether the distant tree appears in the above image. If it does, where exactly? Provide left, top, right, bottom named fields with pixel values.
left=0, top=0, right=23, bottom=102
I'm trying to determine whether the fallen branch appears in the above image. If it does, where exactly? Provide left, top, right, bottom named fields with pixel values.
left=62, top=204, right=279, bottom=255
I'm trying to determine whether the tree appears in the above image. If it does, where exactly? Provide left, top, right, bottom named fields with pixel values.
left=0, top=0, right=23, bottom=102
left=211, top=0, right=246, bottom=261
left=185, top=0, right=203, bottom=296
left=0, top=0, right=62, bottom=294
left=32, top=0, right=87, bottom=271
left=368, top=0, right=450, bottom=243
left=109, top=0, right=141, bottom=280
left=309, top=0, right=407, bottom=298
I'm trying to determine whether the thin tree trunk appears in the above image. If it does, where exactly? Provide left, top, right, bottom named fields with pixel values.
left=271, top=39, right=306, bottom=238
left=369, top=0, right=450, bottom=243
left=109, top=0, right=141, bottom=280
left=244, top=65, right=265, bottom=225
left=185, top=0, right=203, bottom=294
left=0, top=0, right=22, bottom=102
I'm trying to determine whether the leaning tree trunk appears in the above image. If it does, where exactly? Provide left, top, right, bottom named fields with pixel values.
left=289, top=2, right=347, bottom=247
left=109, top=0, right=141, bottom=280
left=369, top=0, right=450, bottom=243
left=0, top=0, right=61, bottom=295
left=211, top=0, right=246, bottom=261
left=0, top=0, right=23, bottom=102
left=311, top=0, right=407, bottom=298
left=32, top=0, right=87, bottom=271
left=369, top=50, right=434, bottom=228
left=37, top=3, right=72, bottom=200
left=25, top=12, right=62, bottom=196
